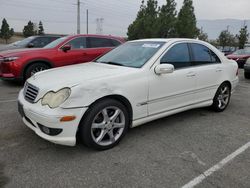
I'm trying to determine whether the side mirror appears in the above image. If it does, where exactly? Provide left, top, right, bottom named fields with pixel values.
left=154, top=64, right=174, bottom=75
left=61, top=45, right=71, bottom=52
left=27, top=43, right=34, bottom=48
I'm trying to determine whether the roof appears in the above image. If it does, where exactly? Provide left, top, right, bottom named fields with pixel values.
left=132, top=38, right=201, bottom=43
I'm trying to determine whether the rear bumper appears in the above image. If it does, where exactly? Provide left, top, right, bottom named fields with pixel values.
left=18, top=90, right=88, bottom=146
left=231, top=78, right=239, bottom=93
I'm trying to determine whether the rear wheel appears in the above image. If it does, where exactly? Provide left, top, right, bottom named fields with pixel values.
left=211, top=83, right=231, bottom=112
left=24, top=63, right=50, bottom=80
left=244, top=72, right=250, bottom=79
left=79, top=99, right=129, bottom=150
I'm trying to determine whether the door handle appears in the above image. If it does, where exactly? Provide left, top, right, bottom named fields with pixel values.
left=186, top=72, right=196, bottom=77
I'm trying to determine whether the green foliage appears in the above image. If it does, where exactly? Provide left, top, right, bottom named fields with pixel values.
left=155, top=0, right=177, bottom=38
left=23, top=21, right=36, bottom=37
left=127, top=0, right=201, bottom=40
left=0, top=18, right=14, bottom=44
left=237, top=26, right=249, bottom=49
left=218, top=30, right=237, bottom=49
left=176, top=0, right=198, bottom=38
left=197, top=28, right=208, bottom=41
left=127, top=0, right=158, bottom=40
left=38, top=21, right=45, bottom=35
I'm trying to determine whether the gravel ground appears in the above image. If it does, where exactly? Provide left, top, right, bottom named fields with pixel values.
left=0, top=70, right=249, bottom=188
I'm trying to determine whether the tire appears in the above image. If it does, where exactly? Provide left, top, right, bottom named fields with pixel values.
left=24, top=63, right=50, bottom=80
left=79, top=99, right=129, bottom=150
left=211, top=83, right=231, bottom=112
left=244, top=72, right=250, bottom=79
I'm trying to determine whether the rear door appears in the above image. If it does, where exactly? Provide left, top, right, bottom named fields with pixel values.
left=189, top=43, right=223, bottom=102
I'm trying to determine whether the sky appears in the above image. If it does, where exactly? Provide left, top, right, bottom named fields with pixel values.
left=0, top=0, right=250, bottom=37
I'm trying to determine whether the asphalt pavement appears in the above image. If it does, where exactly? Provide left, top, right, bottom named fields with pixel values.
left=0, top=70, right=250, bottom=188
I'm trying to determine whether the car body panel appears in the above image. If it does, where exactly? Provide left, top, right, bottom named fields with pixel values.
left=18, top=38, right=239, bottom=146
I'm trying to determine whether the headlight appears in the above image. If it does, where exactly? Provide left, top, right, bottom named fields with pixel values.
left=4, top=56, right=19, bottom=62
left=41, top=88, right=71, bottom=109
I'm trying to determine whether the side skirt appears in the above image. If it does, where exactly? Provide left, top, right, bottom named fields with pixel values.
left=131, top=100, right=212, bottom=128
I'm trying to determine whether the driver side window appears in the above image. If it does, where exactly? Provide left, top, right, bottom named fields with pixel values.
left=161, top=43, right=191, bottom=69
left=65, top=37, right=86, bottom=49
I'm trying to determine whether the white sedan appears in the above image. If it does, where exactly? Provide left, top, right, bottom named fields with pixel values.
left=18, top=39, right=239, bottom=150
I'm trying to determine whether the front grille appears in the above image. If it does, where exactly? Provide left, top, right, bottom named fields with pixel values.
left=23, top=82, right=39, bottom=103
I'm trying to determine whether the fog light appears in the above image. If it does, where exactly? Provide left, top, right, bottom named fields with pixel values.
left=38, top=123, right=62, bottom=136
left=42, top=126, right=50, bottom=135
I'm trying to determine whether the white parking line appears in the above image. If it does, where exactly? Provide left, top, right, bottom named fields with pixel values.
left=181, top=141, right=250, bottom=188
left=0, top=99, right=17, bottom=103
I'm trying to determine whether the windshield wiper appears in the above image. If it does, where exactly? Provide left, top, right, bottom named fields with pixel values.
left=98, top=61, right=124, bottom=66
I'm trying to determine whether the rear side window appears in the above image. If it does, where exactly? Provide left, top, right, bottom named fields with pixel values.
left=191, top=43, right=221, bottom=65
left=87, top=37, right=115, bottom=48
left=161, top=43, right=191, bottom=69
left=111, top=39, right=122, bottom=47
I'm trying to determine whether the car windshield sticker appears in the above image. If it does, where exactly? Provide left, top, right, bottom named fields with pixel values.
left=142, top=44, right=160, bottom=48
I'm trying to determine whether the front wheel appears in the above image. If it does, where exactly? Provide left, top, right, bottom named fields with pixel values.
left=24, top=63, right=50, bottom=80
left=79, top=99, right=129, bottom=150
left=211, top=83, right=231, bottom=112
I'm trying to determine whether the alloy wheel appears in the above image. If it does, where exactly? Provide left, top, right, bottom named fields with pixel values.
left=91, top=106, right=125, bottom=146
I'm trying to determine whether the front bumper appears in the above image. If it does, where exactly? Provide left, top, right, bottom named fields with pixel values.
left=18, top=90, right=88, bottom=146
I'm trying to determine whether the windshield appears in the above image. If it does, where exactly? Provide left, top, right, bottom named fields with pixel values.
left=95, top=41, right=165, bottom=68
left=15, top=36, right=35, bottom=47
left=43, top=36, right=67, bottom=48
left=233, top=49, right=250, bottom=55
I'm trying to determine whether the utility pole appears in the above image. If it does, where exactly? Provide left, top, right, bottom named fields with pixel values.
left=96, top=18, right=104, bottom=34
left=86, top=9, right=89, bottom=34
left=77, top=0, right=80, bottom=34
left=226, top=25, right=230, bottom=32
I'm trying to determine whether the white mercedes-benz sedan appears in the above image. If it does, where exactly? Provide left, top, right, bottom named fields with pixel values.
left=18, top=39, right=239, bottom=150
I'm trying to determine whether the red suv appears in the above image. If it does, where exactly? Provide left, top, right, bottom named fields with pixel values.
left=0, top=34, right=125, bottom=81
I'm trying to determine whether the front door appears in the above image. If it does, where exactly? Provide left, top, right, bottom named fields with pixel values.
left=148, top=43, right=197, bottom=115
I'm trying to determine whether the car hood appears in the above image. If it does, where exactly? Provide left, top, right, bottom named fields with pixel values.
left=0, top=45, right=22, bottom=52
left=27, top=62, right=135, bottom=91
left=0, top=48, right=51, bottom=57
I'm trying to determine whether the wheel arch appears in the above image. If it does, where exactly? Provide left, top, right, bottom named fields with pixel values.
left=80, top=94, right=133, bottom=128
left=21, top=59, right=54, bottom=79
left=221, top=80, right=232, bottom=90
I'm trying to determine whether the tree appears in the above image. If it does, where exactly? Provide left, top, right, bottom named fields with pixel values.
left=237, top=26, right=249, bottom=49
left=127, top=0, right=158, bottom=40
left=197, top=28, right=208, bottom=41
left=0, top=18, right=14, bottom=44
left=218, top=30, right=237, bottom=50
left=155, top=0, right=177, bottom=38
left=176, top=0, right=199, bottom=38
left=38, top=21, right=45, bottom=35
left=23, top=21, right=36, bottom=37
